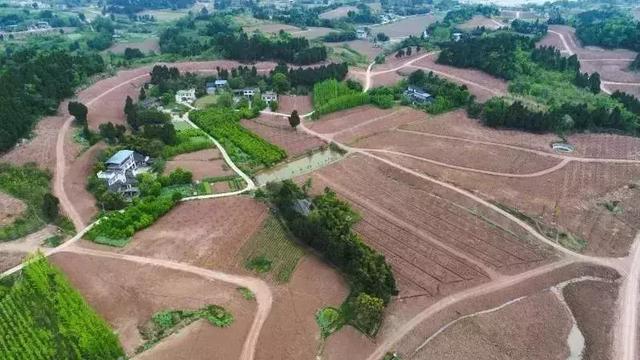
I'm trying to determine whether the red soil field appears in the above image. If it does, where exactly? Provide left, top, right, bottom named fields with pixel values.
left=164, top=149, right=233, bottom=180
left=334, top=108, right=427, bottom=145
left=411, top=290, right=572, bottom=359
left=0, top=192, right=26, bottom=226
left=604, top=83, right=640, bottom=98
left=304, top=154, right=555, bottom=297
left=546, top=25, right=638, bottom=62
left=390, top=262, right=618, bottom=360
left=581, top=59, right=640, bottom=84
left=319, top=5, right=357, bottom=19
left=352, top=129, right=561, bottom=174
left=409, top=54, right=508, bottom=102
left=241, top=115, right=325, bottom=158
left=564, top=280, right=618, bottom=360
left=308, top=105, right=397, bottom=135
left=276, top=95, right=313, bottom=115
left=50, top=252, right=255, bottom=357
left=255, top=256, right=350, bottom=360
left=457, top=15, right=504, bottom=31
left=212, top=181, right=231, bottom=193
left=371, top=14, right=437, bottom=39
left=115, top=197, right=269, bottom=271
left=370, top=71, right=404, bottom=88
left=64, top=142, right=107, bottom=225
left=383, top=152, right=640, bottom=257
left=108, top=38, right=160, bottom=54
left=401, top=110, right=640, bottom=160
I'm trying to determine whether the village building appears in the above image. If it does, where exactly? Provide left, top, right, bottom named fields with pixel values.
left=452, top=32, right=463, bottom=42
left=292, top=199, right=314, bottom=216
left=234, top=88, right=258, bottom=98
left=262, top=91, right=278, bottom=103
left=404, top=86, right=433, bottom=104
left=356, top=28, right=367, bottom=39
left=175, top=89, right=196, bottom=104
left=207, top=80, right=228, bottom=94
left=96, top=150, right=151, bottom=199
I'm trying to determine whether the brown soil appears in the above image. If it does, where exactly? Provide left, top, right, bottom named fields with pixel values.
left=0, top=192, right=26, bottom=226
left=353, top=129, right=561, bottom=174
left=108, top=38, right=160, bottom=54
left=327, top=40, right=383, bottom=60
left=308, top=105, right=397, bottom=135
left=293, top=27, right=334, bottom=40
left=581, top=60, right=640, bottom=84
left=547, top=25, right=638, bottom=61
left=164, top=149, right=233, bottom=181
left=277, top=95, right=313, bottom=115
left=371, top=14, right=437, bottom=38
left=604, top=83, right=640, bottom=98
left=65, top=142, right=106, bottom=225
left=409, top=54, right=508, bottom=102
left=244, top=23, right=301, bottom=34
left=319, top=6, right=358, bottom=20
left=370, top=71, right=405, bottom=88
left=563, top=280, right=618, bottom=360
left=457, top=15, right=504, bottom=31
left=255, top=255, right=350, bottom=360
left=0, top=251, right=26, bottom=272
left=212, top=181, right=231, bottom=193
left=50, top=251, right=256, bottom=357
left=335, top=108, right=427, bottom=145
left=241, top=115, right=325, bottom=157
left=303, top=154, right=556, bottom=298
left=410, top=290, right=572, bottom=359
left=117, top=197, right=269, bottom=271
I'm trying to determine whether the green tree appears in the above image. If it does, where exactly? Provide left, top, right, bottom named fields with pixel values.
left=289, top=110, right=300, bottom=129
left=41, top=193, right=59, bottom=222
left=68, top=101, right=88, bottom=126
left=351, top=293, right=384, bottom=334
left=217, top=91, right=234, bottom=108
left=376, top=32, right=389, bottom=42
left=272, top=72, right=291, bottom=94
left=139, top=86, right=147, bottom=100
left=589, top=72, right=601, bottom=94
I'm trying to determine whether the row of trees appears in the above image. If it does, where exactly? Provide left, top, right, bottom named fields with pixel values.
left=0, top=49, right=105, bottom=152
left=266, top=181, right=397, bottom=334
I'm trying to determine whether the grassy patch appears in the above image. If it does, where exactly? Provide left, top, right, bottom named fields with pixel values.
left=246, top=255, right=272, bottom=273
left=43, top=235, right=63, bottom=247
left=194, top=94, right=219, bottom=109
left=238, top=216, right=305, bottom=282
left=315, top=307, right=345, bottom=338
left=138, top=305, right=233, bottom=354
left=162, top=127, right=213, bottom=158
left=0, top=163, right=52, bottom=241
left=237, top=287, right=255, bottom=300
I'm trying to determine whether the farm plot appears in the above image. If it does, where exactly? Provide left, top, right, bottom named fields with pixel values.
left=382, top=152, right=640, bottom=257
left=65, top=142, right=106, bottom=225
left=563, top=280, right=618, bottom=360
left=546, top=25, right=637, bottom=61
left=241, top=115, right=325, bottom=158
left=352, top=129, right=562, bottom=174
left=332, top=107, right=428, bottom=144
left=457, top=15, right=504, bottom=31
left=408, top=55, right=508, bottom=102
left=292, top=27, right=334, bottom=40
left=581, top=59, right=640, bottom=84
left=307, top=105, right=397, bottom=135
left=0, top=192, right=26, bottom=226
left=164, top=148, right=234, bottom=181
left=50, top=252, right=255, bottom=357
left=304, top=154, right=555, bottom=297
left=319, top=6, right=358, bottom=20
left=370, top=14, right=437, bottom=39
left=410, top=290, right=572, bottom=360
left=103, top=197, right=270, bottom=272
left=243, top=23, right=301, bottom=34
left=277, top=95, right=313, bottom=115
left=603, top=83, right=640, bottom=98
left=327, top=40, right=383, bottom=60
left=237, top=216, right=304, bottom=282
left=108, top=38, right=160, bottom=54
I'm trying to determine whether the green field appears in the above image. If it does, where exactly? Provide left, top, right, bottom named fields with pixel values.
left=238, top=216, right=305, bottom=282
left=194, top=94, right=219, bottom=109
left=0, top=255, right=124, bottom=359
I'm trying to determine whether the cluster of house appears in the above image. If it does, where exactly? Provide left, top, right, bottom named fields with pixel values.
left=96, top=150, right=151, bottom=199
left=205, top=80, right=278, bottom=103
left=404, top=87, right=433, bottom=104
left=0, top=21, right=56, bottom=39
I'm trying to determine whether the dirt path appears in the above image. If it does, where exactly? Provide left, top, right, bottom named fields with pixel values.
left=616, top=232, right=640, bottom=360
left=0, top=225, right=58, bottom=253
left=62, top=246, right=272, bottom=360
left=548, top=30, right=575, bottom=56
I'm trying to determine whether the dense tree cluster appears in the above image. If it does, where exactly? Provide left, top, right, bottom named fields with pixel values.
left=273, top=62, right=349, bottom=88
left=479, top=98, right=639, bottom=135
left=511, top=19, right=548, bottom=36
left=631, top=54, right=640, bottom=71
left=106, top=0, right=195, bottom=14
left=160, top=15, right=328, bottom=65
left=346, top=4, right=380, bottom=24
left=323, top=31, right=357, bottom=43
left=0, top=49, right=105, bottom=152
left=380, top=0, right=431, bottom=16
left=574, top=10, right=640, bottom=51
left=437, top=33, right=535, bottom=80
left=443, top=4, right=499, bottom=25
left=407, top=69, right=473, bottom=114
left=531, top=46, right=579, bottom=72
left=267, top=180, right=398, bottom=305
left=612, top=91, right=640, bottom=116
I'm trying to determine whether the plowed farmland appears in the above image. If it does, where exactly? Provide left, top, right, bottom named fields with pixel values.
left=457, top=15, right=503, bottom=31
left=370, top=14, right=437, bottom=38
left=303, top=154, right=556, bottom=298
left=164, top=149, right=234, bottom=180
left=277, top=95, right=313, bottom=115
left=241, top=115, right=325, bottom=158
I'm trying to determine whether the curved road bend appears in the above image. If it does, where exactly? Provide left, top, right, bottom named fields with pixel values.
left=64, top=246, right=272, bottom=360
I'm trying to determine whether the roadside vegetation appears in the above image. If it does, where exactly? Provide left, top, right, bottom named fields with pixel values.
left=137, top=304, right=233, bottom=354
left=264, top=180, right=397, bottom=337
left=0, top=254, right=124, bottom=359
left=0, top=163, right=73, bottom=241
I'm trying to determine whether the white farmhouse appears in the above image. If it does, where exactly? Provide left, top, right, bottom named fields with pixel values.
left=262, top=91, right=278, bottom=103
left=175, top=89, right=196, bottom=104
